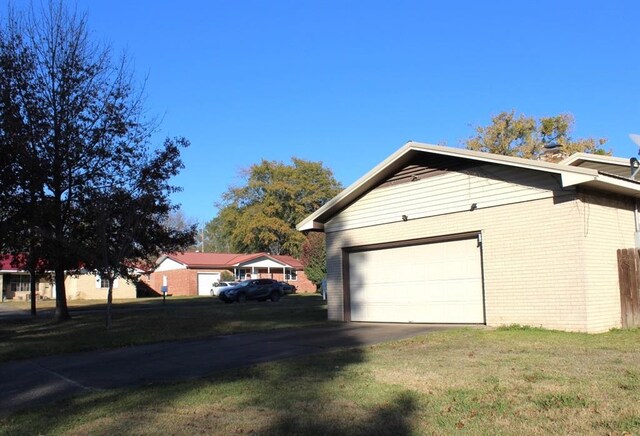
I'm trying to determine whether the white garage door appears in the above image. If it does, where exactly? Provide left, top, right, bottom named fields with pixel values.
left=349, top=237, right=484, bottom=323
left=197, top=273, right=221, bottom=296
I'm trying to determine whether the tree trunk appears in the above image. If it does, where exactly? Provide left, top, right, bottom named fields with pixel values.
left=29, top=269, right=37, bottom=317
left=106, top=277, right=113, bottom=329
left=54, top=265, right=71, bottom=321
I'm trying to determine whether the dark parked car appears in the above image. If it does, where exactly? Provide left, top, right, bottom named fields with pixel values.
left=218, top=279, right=283, bottom=303
left=278, top=281, right=296, bottom=294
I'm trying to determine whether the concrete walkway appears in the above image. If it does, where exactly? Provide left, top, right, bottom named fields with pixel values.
left=0, top=303, right=45, bottom=320
left=0, top=323, right=453, bottom=416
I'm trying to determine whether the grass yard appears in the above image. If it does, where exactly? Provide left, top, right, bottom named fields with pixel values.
left=2, top=326, right=639, bottom=435
left=0, top=294, right=327, bottom=362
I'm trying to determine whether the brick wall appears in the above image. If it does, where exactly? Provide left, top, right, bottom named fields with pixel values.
left=325, top=193, right=632, bottom=333
left=287, top=270, right=316, bottom=293
left=142, top=267, right=317, bottom=295
left=142, top=269, right=195, bottom=296
left=581, top=190, right=635, bottom=332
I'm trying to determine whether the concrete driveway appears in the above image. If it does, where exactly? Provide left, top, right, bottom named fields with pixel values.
left=0, top=323, right=454, bottom=416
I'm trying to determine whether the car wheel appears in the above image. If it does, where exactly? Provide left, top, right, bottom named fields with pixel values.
left=237, top=293, right=247, bottom=303
left=270, top=290, right=280, bottom=302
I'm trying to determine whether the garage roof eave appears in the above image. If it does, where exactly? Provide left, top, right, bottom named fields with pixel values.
left=296, top=220, right=325, bottom=232
left=560, top=152, right=631, bottom=167
left=297, top=142, right=637, bottom=230
left=583, top=174, right=640, bottom=197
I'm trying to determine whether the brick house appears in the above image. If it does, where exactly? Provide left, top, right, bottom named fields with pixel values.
left=141, top=252, right=316, bottom=296
left=298, top=142, right=640, bottom=333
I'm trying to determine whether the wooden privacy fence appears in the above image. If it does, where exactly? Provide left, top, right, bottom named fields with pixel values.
left=617, top=248, right=640, bottom=328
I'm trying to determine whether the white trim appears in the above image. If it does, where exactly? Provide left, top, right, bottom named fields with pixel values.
left=560, top=172, right=597, bottom=187
left=233, top=254, right=293, bottom=268
left=560, top=152, right=630, bottom=167
left=155, top=257, right=187, bottom=271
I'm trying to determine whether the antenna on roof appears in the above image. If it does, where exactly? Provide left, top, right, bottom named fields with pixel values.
left=628, top=134, right=640, bottom=179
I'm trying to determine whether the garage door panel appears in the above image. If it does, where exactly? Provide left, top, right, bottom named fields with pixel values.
left=197, top=273, right=221, bottom=296
left=349, top=237, right=484, bottom=323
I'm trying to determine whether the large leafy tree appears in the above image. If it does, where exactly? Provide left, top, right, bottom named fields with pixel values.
left=465, top=111, right=609, bottom=161
left=0, top=15, right=49, bottom=315
left=300, top=232, right=326, bottom=288
left=0, top=2, right=191, bottom=321
left=206, top=158, right=341, bottom=257
left=83, top=138, right=196, bottom=328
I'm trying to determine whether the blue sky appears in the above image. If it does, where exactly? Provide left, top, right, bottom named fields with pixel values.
left=6, top=1, right=640, bottom=224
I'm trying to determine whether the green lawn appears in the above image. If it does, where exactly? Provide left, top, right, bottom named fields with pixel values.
left=0, top=294, right=327, bottom=362
left=2, top=326, right=639, bottom=435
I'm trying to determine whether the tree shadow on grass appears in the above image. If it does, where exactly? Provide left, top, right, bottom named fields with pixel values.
left=236, top=343, right=419, bottom=435
left=2, top=330, right=420, bottom=435
left=2, top=237, right=422, bottom=434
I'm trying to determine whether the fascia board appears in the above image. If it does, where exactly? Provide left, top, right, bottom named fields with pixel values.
left=586, top=175, right=640, bottom=197
left=560, top=172, right=597, bottom=187
left=297, top=221, right=325, bottom=232
left=560, top=152, right=630, bottom=167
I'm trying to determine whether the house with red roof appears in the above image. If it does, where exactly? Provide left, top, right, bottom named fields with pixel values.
left=140, top=252, right=316, bottom=296
left=1, top=254, right=136, bottom=301
left=0, top=255, right=49, bottom=300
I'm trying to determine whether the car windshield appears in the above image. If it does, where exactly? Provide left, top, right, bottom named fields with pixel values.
left=235, top=280, right=253, bottom=288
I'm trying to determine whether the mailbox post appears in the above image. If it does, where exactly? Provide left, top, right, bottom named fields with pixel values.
left=161, top=275, right=168, bottom=304
left=161, top=286, right=168, bottom=304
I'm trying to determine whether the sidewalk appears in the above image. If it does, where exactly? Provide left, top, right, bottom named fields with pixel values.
left=0, top=323, right=452, bottom=416
left=0, top=303, right=51, bottom=320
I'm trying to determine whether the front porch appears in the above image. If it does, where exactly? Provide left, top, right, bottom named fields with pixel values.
left=1, top=273, right=52, bottom=301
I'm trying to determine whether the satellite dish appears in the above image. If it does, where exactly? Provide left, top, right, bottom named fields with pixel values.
left=629, top=133, right=640, bottom=150
left=543, top=143, right=562, bottom=150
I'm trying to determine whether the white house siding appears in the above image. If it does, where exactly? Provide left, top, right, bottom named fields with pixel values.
left=580, top=191, right=635, bottom=332
left=155, top=258, right=187, bottom=272
left=238, top=258, right=286, bottom=268
left=327, top=164, right=569, bottom=233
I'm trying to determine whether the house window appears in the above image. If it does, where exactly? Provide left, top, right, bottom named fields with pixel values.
left=100, top=277, right=109, bottom=288
left=10, top=275, right=30, bottom=293
left=235, top=269, right=248, bottom=280
left=285, top=269, right=297, bottom=281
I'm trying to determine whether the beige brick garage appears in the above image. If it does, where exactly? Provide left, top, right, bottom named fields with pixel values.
left=298, top=143, right=640, bottom=333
